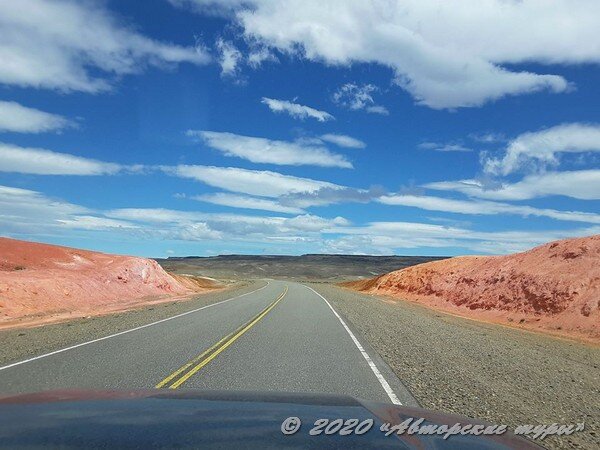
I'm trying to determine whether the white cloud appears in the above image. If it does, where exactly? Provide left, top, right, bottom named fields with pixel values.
left=105, top=208, right=200, bottom=224
left=170, top=0, right=593, bottom=108
left=163, top=164, right=340, bottom=197
left=0, top=142, right=122, bottom=175
left=0, top=100, right=76, bottom=133
left=106, top=207, right=346, bottom=241
left=284, top=214, right=349, bottom=231
left=425, top=170, right=600, bottom=201
left=281, top=182, right=600, bottom=224
left=332, top=83, right=388, bottom=114
left=261, top=97, right=334, bottom=122
left=174, top=222, right=224, bottom=241
left=469, top=132, right=506, bottom=144
left=418, top=142, right=473, bottom=153
left=378, top=194, right=600, bottom=224
left=280, top=185, right=385, bottom=209
left=365, top=105, right=389, bottom=116
left=187, top=130, right=353, bottom=168
left=484, top=123, right=600, bottom=175
left=56, top=216, right=138, bottom=230
left=0, top=184, right=86, bottom=219
left=192, top=192, right=305, bottom=214
left=0, top=0, right=209, bottom=93
left=247, top=47, right=277, bottom=68
left=320, top=133, right=365, bottom=149
left=330, top=220, right=600, bottom=254
left=418, top=142, right=473, bottom=152
left=0, top=184, right=137, bottom=234
left=215, top=38, right=242, bottom=77
left=3, top=181, right=597, bottom=255
left=0, top=182, right=345, bottom=246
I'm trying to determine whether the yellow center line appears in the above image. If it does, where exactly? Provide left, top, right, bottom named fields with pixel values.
left=155, top=286, right=288, bottom=389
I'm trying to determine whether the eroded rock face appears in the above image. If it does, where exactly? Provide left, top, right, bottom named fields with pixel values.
left=347, top=235, right=600, bottom=341
left=0, top=238, right=206, bottom=327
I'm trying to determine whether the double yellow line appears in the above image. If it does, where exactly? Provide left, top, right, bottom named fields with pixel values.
left=156, top=286, right=288, bottom=389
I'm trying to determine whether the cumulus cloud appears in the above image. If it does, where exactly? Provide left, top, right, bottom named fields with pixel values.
left=0, top=142, right=122, bottom=175
left=0, top=0, right=209, bottom=93
left=425, top=170, right=600, bottom=201
left=332, top=83, right=388, bottom=114
left=0, top=100, right=76, bottom=133
left=320, top=133, right=365, bottom=149
left=169, top=0, right=592, bottom=108
left=261, top=97, right=334, bottom=122
left=422, top=123, right=600, bottom=205
left=163, top=164, right=340, bottom=197
left=484, top=123, right=600, bottom=175
left=187, top=130, right=353, bottom=168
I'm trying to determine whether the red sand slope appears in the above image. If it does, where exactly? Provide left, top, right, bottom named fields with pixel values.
left=0, top=238, right=213, bottom=328
left=345, top=235, right=600, bottom=342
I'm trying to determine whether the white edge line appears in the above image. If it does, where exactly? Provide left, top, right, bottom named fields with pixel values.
left=304, top=285, right=402, bottom=405
left=0, top=282, right=270, bottom=372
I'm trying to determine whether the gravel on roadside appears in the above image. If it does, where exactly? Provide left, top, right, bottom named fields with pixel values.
left=0, top=280, right=264, bottom=367
left=308, top=282, right=600, bottom=450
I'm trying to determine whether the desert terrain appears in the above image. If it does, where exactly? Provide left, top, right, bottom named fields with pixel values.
left=156, top=253, right=445, bottom=281
left=344, top=235, right=600, bottom=343
left=0, top=237, right=220, bottom=329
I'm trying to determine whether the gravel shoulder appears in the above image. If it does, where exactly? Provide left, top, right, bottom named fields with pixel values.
left=308, top=282, right=599, bottom=450
left=0, top=280, right=264, bottom=367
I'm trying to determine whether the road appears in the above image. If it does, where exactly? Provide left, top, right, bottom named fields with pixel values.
left=0, top=280, right=417, bottom=406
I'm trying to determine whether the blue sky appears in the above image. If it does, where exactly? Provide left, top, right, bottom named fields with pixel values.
left=0, top=0, right=599, bottom=257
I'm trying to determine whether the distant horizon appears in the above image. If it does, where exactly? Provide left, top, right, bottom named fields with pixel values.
left=5, top=233, right=598, bottom=261
left=1, top=234, right=451, bottom=259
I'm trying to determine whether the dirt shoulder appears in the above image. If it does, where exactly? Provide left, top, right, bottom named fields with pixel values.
left=0, top=280, right=264, bottom=367
left=308, top=282, right=599, bottom=450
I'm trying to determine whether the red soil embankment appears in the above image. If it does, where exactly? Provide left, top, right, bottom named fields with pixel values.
left=344, top=235, right=600, bottom=342
left=0, top=237, right=218, bottom=329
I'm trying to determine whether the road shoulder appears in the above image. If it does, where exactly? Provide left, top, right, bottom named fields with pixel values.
left=308, top=282, right=599, bottom=450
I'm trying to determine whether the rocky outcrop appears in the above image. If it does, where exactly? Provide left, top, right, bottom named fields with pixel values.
left=345, top=235, right=600, bottom=342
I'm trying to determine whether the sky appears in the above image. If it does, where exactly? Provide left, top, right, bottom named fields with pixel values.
left=0, top=0, right=599, bottom=258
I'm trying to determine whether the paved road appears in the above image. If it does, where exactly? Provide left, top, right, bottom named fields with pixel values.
left=0, top=280, right=417, bottom=406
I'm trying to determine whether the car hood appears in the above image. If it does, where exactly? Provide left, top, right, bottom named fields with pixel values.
left=0, top=389, right=543, bottom=449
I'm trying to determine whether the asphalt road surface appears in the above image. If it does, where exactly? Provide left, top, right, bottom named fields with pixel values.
left=0, top=281, right=417, bottom=406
